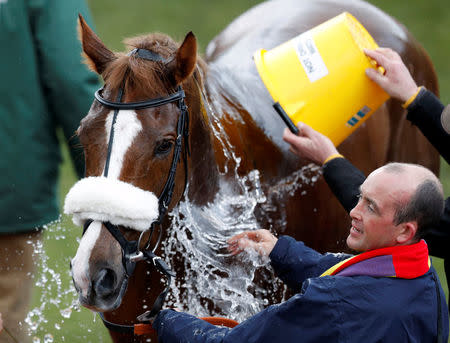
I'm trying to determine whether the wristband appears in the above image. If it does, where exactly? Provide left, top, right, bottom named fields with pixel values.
left=402, top=86, right=423, bottom=109
left=323, top=153, right=344, bottom=165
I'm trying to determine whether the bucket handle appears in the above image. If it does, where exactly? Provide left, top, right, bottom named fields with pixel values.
left=273, top=102, right=299, bottom=134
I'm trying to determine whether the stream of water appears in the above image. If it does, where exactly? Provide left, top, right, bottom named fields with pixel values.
left=159, top=87, right=321, bottom=321
left=22, top=220, right=109, bottom=342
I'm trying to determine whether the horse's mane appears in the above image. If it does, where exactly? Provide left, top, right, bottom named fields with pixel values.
left=103, top=33, right=204, bottom=98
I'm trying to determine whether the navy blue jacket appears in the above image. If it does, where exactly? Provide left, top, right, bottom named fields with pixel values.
left=154, top=236, right=449, bottom=342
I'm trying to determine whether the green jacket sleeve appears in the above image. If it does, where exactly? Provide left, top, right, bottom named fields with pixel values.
left=30, top=0, right=100, bottom=177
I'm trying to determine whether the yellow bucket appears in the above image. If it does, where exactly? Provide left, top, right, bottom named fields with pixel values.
left=254, top=12, right=389, bottom=146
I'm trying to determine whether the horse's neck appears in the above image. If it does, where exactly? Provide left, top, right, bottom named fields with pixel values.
left=184, top=69, right=222, bottom=205
left=201, top=64, right=292, bottom=182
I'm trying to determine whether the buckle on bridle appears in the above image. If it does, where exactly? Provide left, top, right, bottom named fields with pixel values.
left=129, top=251, right=145, bottom=263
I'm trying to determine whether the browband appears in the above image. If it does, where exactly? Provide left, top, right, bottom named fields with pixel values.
left=94, top=88, right=185, bottom=110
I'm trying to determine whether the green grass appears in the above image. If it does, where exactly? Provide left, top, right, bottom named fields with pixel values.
left=30, top=0, right=450, bottom=341
left=86, top=0, right=263, bottom=53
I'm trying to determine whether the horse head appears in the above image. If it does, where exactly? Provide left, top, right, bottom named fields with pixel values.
left=64, top=15, right=205, bottom=313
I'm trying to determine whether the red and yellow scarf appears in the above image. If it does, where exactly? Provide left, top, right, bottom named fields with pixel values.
left=321, top=240, right=430, bottom=279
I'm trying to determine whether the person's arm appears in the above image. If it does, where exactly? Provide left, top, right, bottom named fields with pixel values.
left=423, top=198, right=450, bottom=258
left=32, top=0, right=100, bottom=177
left=228, top=231, right=350, bottom=291
left=268, top=236, right=351, bottom=291
left=364, top=48, right=450, bottom=163
left=322, top=157, right=365, bottom=213
left=405, top=88, right=450, bottom=163
left=282, top=124, right=366, bottom=213
left=154, top=278, right=341, bottom=343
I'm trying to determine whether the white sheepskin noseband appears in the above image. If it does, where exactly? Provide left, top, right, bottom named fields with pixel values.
left=64, top=176, right=159, bottom=232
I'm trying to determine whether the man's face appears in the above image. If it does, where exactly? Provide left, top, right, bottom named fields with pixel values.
left=347, top=169, right=413, bottom=252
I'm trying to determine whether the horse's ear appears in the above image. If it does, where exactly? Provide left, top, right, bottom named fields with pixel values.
left=77, top=14, right=115, bottom=75
left=167, top=32, right=197, bottom=84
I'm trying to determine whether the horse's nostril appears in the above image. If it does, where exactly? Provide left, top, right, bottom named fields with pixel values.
left=93, top=268, right=117, bottom=298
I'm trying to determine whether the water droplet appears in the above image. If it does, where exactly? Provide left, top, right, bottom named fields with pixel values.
left=60, top=307, right=72, bottom=319
left=44, top=334, right=54, bottom=343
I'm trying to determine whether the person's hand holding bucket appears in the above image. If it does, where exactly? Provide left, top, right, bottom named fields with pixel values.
left=364, top=48, right=419, bottom=104
left=282, top=123, right=341, bottom=165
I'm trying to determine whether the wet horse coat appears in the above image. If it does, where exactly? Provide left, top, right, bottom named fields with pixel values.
left=66, top=0, right=439, bottom=341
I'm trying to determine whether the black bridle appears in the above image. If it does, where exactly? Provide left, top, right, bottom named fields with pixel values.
left=84, top=47, right=190, bottom=332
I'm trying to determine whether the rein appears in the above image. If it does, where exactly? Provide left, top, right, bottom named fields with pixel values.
left=85, top=47, right=190, bottom=335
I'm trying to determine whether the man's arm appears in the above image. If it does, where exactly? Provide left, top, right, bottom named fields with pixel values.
left=282, top=123, right=365, bottom=214
left=228, top=231, right=350, bottom=292
left=365, top=48, right=450, bottom=164
left=154, top=278, right=341, bottom=343
left=423, top=198, right=450, bottom=258
left=322, top=157, right=365, bottom=213
left=35, top=0, right=100, bottom=177
left=405, top=89, right=450, bottom=163
left=269, top=236, right=351, bottom=291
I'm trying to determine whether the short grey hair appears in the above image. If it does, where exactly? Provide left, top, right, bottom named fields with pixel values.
left=382, top=163, right=444, bottom=238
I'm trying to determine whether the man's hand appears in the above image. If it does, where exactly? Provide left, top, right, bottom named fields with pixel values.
left=364, top=48, right=419, bottom=103
left=0, top=312, right=3, bottom=333
left=227, top=229, right=278, bottom=257
left=282, top=123, right=339, bottom=165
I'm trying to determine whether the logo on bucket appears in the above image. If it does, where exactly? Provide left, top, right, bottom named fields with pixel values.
left=346, top=106, right=371, bottom=127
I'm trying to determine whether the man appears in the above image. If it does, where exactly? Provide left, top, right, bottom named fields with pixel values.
left=0, top=0, right=99, bottom=341
left=282, top=47, right=450, bottom=300
left=152, top=161, right=449, bottom=342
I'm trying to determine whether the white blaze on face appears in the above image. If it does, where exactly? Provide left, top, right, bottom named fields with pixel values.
left=71, top=221, right=102, bottom=297
left=104, top=110, right=143, bottom=179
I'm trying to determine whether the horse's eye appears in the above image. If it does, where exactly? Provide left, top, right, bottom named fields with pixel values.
left=155, top=140, right=174, bottom=155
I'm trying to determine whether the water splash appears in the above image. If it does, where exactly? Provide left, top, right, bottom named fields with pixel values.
left=21, top=218, right=108, bottom=342
left=163, top=163, right=320, bottom=322
left=24, top=221, right=79, bottom=339
left=163, top=174, right=271, bottom=321
left=161, top=89, right=321, bottom=322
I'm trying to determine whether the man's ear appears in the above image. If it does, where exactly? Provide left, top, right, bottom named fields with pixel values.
left=396, top=221, right=418, bottom=244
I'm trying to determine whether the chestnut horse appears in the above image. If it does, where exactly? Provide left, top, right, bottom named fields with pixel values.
left=65, top=0, right=439, bottom=341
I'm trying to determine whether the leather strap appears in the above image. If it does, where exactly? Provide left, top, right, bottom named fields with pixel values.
left=98, top=313, right=239, bottom=336
left=94, top=88, right=186, bottom=110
